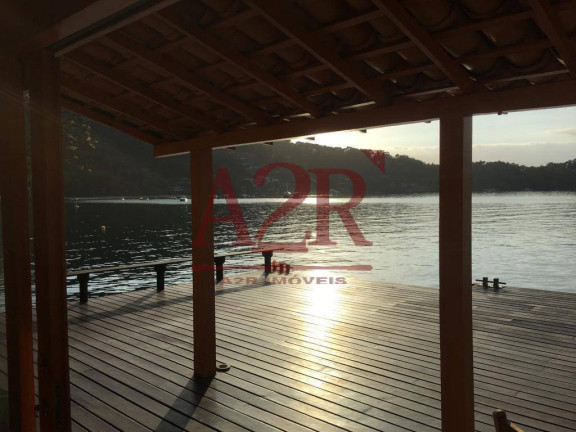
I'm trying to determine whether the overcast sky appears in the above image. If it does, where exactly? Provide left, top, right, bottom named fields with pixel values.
left=299, top=106, right=576, bottom=166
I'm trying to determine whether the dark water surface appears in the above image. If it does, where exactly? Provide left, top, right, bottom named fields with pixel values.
left=66, top=191, right=576, bottom=296
left=1, top=192, right=575, bottom=302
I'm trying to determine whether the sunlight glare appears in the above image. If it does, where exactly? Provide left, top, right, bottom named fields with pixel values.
left=302, top=269, right=343, bottom=342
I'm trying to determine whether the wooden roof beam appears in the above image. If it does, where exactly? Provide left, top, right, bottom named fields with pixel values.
left=247, top=8, right=534, bottom=60
left=193, top=13, right=561, bottom=102
left=526, top=0, right=576, bottom=79
left=156, top=8, right=322, bottom=118
left=181, top=6, right=551, bottom=84
left=141, top=1, right=575, bottom=82
left=61, top=77, right=186, bottom=139
left=13, top=0, right=179, bottom=57
left=210, top=9, right=259, bottom=30
left=104, top=32, right=270, bottom=125
left=481, top=67, right=569, bottom=85
left=227, top=35, right=556, bottom=102
left=65, top=51, right=222, bottom=130
left=208, top=61, right=572, bottom=127
left=321, top=9, right=386, bottom=33
left=167, top=8, right=386, bottom=73
left=371, top=0, right=477, bottom=93
left=195, top=32, right=572, bottom=125
left=153, top=10, right=261, bottom=55
left=154, top=79, right=576, bottom=156
left=245, top=0, right=390, bottom=105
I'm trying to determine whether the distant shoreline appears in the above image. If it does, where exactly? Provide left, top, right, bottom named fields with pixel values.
left=65, top=190, right=576, bottom=201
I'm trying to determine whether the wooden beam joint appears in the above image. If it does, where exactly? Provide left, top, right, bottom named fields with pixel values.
left=153, top=79, right=576, bottom=156
left=526, top=0, right=576, bottom=78
left=156, top=6, right=322, bottom=118
left=371, top=0, right=477, bottom=92
left=246, top=0, right=391, bottom=105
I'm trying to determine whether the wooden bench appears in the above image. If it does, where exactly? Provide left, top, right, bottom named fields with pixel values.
left=68, top=249, right=275, bottom=304
left=493, top=410, right=525, bottom=432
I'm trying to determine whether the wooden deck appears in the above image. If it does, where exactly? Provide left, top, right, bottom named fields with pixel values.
left=1, top=270, right=576, bottom=432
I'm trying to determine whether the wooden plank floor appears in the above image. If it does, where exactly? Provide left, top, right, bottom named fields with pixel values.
left=1, top=270, right=576, bottom=431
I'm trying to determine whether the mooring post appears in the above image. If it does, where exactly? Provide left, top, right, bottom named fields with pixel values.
left=154, top=264, right=167, bottom=292
left=214, top=256, right=226, bottom=283
left=263, top=251, right=273, bottom=275
left=77, top=274, right=90, bottom=304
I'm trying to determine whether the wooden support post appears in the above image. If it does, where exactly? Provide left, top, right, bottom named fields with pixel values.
left=190, top=148, right=216, bottom=377
left=154, top=264, right=167, bottom=292
left=0, top=57, right=37, bottom=432
left=263, top=251, right=273, bottom=275
left=214, top=256, right=226, bottom=283
left=28, top=50, right=71, bottom=431
left=77, top=274, right=89, bottom=304
left=439, top=115, right=474, bottom=432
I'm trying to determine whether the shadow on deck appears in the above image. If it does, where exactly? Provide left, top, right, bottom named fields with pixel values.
left=2, top=270, right=576, bottom=431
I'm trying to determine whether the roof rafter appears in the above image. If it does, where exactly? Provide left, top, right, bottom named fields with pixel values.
left=186, top=10, right=571, bottom=107
left=65, top=51, right=221, bottom=130
left=61, top=77, right=187, bottom=139
left=176, top=8, right=387, bottom=75
left=526, top=0, right=576, bottom=79
left=155, top=8, right=322, bottom=118
left=203, top=58, right=572, bottom=129
left=481, top=66, right=569, bottom=85
left=210, top=9, right=259, bottom=30
left=173, top=4, right=567, bottom=93
left=154, top=79, right=576, bottom=156
left=245, top=0, right=391, bottom=105
left=250, top=3, right=575, bottom=59
left=218, top=36, right=559, bottom=104
left=104, top=32, right=270, bottom=125
left=13, top=0, right=179, bottom=57
left=371, top=0, right=477, bottom=93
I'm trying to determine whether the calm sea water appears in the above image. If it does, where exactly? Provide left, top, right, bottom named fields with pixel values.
left=0, top=192, right=575, bottom=301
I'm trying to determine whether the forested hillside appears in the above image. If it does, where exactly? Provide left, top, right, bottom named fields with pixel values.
left=63, top=111, right=576, bottom=197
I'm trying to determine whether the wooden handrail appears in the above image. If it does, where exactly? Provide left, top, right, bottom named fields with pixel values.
left=68, top=248, right=276, bottom=304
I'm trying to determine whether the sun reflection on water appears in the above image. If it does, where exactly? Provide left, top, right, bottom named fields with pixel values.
left=302, top=270, right=343, bottom=342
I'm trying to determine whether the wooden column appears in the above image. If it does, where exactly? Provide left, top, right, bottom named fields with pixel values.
left=0, top=57, right=36, bottom=432
left=190, top=148, right=216, bottom=377
left=439, top=115, right=474, bottom=432
left=28, top=50, right=71, bottom=431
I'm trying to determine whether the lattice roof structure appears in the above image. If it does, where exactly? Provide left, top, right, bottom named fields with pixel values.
left=3, top=0, right=576, bottom=156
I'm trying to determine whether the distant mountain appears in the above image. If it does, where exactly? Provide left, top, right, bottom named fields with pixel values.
left=63, top=111, right=576, bottom=197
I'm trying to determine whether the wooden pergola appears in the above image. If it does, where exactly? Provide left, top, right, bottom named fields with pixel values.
left=1, top=0, right=575, bottom=431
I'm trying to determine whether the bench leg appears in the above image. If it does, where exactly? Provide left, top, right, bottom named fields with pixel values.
left=155, top=264, right=167, bottom=292
left=214, top=256, right=226, bottom=283
left=262, top=251, right=273, bottom=275
left=78, top=274, right=89, bottom=304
